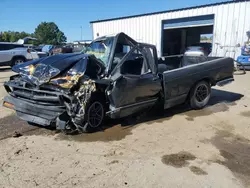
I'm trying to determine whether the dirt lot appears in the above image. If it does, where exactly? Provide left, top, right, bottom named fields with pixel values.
left=0, top=67, right=250, bottom=188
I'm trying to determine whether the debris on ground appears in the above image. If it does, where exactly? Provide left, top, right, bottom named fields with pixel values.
left=12, top=131, right=23, bottom=138
left=14, top=149, right=22, bottom=155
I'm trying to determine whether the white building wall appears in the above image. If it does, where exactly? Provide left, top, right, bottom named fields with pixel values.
left=92, top=1, right=250, bottom=58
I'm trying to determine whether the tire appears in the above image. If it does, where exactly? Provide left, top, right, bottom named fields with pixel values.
left=11, top=57, right=25, bottom=67
left=190, top=81, right=211, bottom=110
left=81, top=94, right=106, bottom=133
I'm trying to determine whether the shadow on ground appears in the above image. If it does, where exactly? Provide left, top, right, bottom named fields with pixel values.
left=0, top=88, right=244, bottom=142
left=56, top=88, right=244, bottom=142
left=118, top=88, right=244, bottom=126
left=0, top=67, right=11, bottom=72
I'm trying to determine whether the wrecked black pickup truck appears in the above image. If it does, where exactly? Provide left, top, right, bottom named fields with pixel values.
left=3, top=32, right=234, bottom=133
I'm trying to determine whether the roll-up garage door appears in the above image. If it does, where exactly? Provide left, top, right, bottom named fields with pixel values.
left=163, top=14, right=214, bottom=29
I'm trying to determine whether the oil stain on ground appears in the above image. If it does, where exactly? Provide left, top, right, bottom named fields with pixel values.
left=0, top=115, right=34, bottom=140
left=161, top=151, right=196, bottom=168
left=0, top=114, right=134, bottom=142
left=189, top=166, right=208, bottom=175
left=210, top=130, right=250, bottom=186
left=56, top=124, right=134, bottom=142
left=0, top=115, right=56, bottom=140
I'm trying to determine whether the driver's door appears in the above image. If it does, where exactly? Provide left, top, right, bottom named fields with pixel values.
left=107, top=46, right=161, bottom=119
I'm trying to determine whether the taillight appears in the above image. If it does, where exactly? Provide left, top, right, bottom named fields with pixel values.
left=199, top=47, right=205, bottom=51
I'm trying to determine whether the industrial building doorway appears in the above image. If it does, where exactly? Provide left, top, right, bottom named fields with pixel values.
left=161, top=14, right=214, bottom=56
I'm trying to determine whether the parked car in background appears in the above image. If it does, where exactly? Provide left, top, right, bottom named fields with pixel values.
left=33, top=45, right=44, bottom=52
left=72, top=40, right=92, bottom=53
left=42, top=45, right=54, bottom=56
left=29, top=48, right=48, bottom=58
left=52, top=45, right=73, bottom=55
left=16, top=37, right=38, bottom=45
left=0, top=42, right=39, bottom=67
left=184, top=43, right=212, bottom=56
left=73, top=44, right=87, bottom=53
left=236, top=55, right=250, bottom=70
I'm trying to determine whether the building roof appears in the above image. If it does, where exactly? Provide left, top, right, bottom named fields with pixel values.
left=90, top=0, right=248, bottom=24
left=73, top=40, right=92, bottom=42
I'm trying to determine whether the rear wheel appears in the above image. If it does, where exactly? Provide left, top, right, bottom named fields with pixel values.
left=190, top=81, right=211, bottom=110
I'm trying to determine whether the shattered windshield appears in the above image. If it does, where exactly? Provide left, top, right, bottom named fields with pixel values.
left=84, top=37, right=114, bottom=67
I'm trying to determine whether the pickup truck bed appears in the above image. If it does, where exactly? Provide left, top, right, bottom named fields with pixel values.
left=158, top=56, right=234, bottom=109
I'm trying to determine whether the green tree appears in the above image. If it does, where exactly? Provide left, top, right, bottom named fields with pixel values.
left=0, top=31, right=32, bottom=42
left=19, top=31, right=30, bottom=39
left=1, top=31, right=11, bottom=42
left=34, top=22, right=67, bottom=45
left=0, top=32, right=3, bottom=41
left=9, top=32, right=19, bottom=42
left=200, top=36, right=208, bottom=41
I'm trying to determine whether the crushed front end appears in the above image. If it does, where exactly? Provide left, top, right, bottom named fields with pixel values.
left=3, top=79, right=67, bottom=126
left=2, top=53, right=106, bottom=133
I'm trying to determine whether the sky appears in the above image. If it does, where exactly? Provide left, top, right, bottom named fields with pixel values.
left=0, top=0, right=227, bottom=42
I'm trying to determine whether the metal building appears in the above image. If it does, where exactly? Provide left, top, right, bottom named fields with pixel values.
left=90, top=0, right=250, bottom=58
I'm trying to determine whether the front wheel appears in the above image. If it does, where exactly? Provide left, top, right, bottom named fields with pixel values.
left=81, top=96, right=106, bottom=133
left=190, top=81, right=211, bottom=110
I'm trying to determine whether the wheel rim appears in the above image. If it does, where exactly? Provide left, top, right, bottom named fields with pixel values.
left=87, top=101, right=104, bottom=128
left=195, top=84, right=209, bottom=102
left=15, top=59, right=24, bottom=65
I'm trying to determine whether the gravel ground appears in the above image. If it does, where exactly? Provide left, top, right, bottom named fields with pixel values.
left=0, top=68, right=250, bottom=188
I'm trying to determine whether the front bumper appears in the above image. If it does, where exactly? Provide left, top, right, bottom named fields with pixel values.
left=3, top=95, right=66, bottom=126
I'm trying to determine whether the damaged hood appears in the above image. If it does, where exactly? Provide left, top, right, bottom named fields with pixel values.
left=12, top=53, right=105, bottom=88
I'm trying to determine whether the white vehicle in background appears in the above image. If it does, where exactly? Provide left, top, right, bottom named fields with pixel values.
left=0, top=42, right=39, bottom=67
left=184, top=43, right=212, bottom=56
left=29, top=48, right=48, bottom=58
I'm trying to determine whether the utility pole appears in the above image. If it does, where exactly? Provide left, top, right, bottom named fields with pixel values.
left=80, top=26, right=83, bottom=41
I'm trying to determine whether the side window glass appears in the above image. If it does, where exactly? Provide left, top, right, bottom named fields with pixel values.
left=6, top=44, right=20, bottom=50
left=122, top=45, right=131, bottom=53
left=0, top=44, right=22, bottom=51
left=6, top=44, right=13, bottom=50
left=141, top=47, right=155, bottom=73
left=0, top=44, right=9, bottom=51
left=120, top=48, right=149, bottom=76
left=112, top=44, right=133, bottom=71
